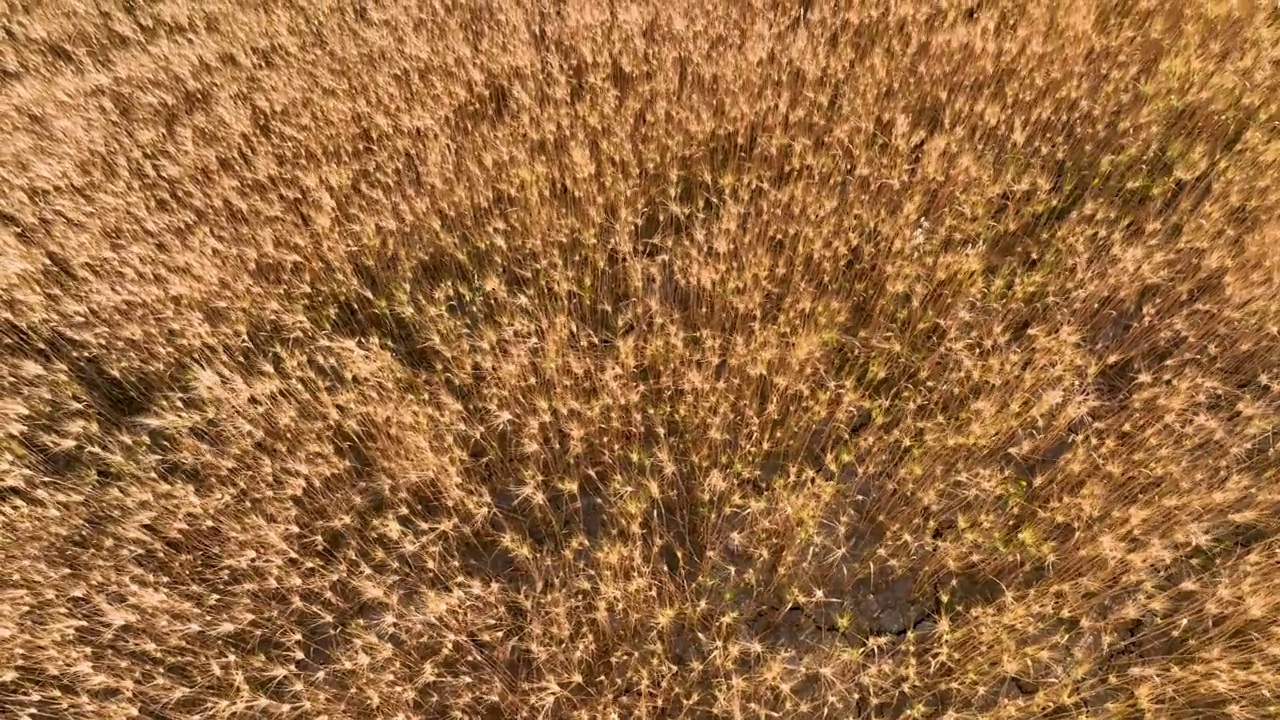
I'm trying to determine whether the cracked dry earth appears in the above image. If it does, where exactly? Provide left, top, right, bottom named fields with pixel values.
left=669, top=475, right=1014, bottom=718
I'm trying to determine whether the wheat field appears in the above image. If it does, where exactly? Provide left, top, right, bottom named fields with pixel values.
left=2, top=1, right=1279, bottom=718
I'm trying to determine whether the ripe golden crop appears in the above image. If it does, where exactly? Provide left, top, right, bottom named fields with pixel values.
left=2, top=2, right=1278, bottom=718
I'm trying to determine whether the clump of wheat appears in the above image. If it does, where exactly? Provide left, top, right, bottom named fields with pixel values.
left=2, top=1, right=1279, bottom=718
